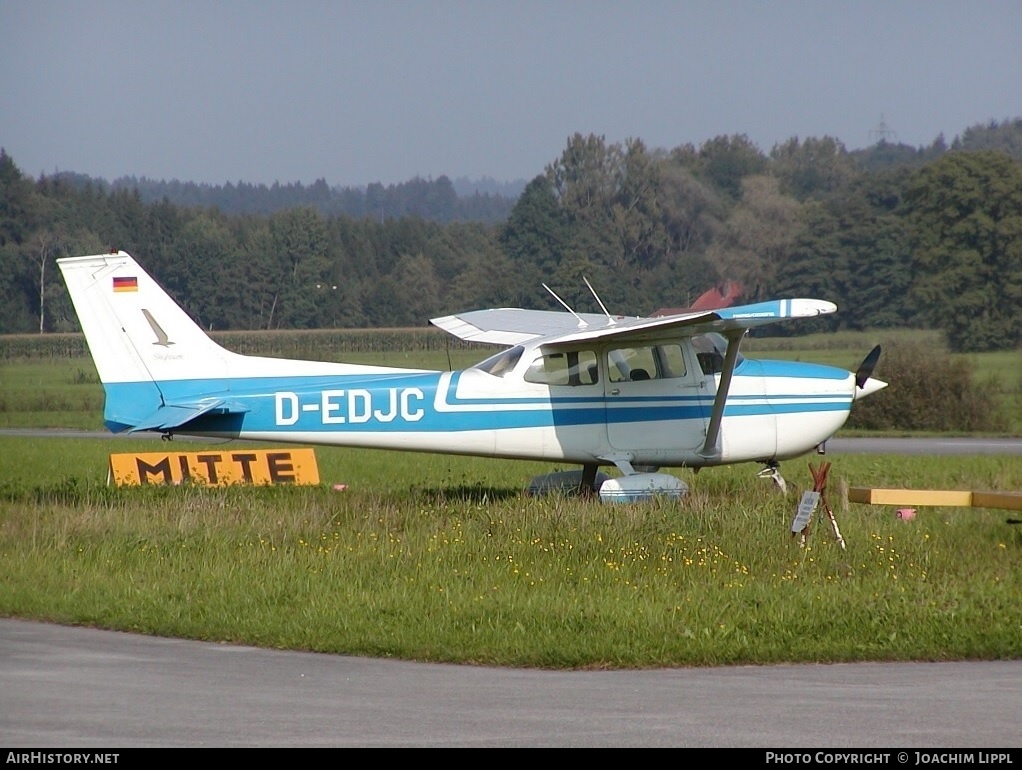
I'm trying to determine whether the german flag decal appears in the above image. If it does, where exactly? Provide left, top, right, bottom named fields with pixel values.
left=112, top=276, right=138, bottom=292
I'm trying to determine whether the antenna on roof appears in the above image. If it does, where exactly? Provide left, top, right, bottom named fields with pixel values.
left=583, top=276, right=616, bottom=326
left=543, top=283, right=587, bottom=328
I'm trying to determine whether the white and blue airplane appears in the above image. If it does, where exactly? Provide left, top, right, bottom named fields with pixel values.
left=58, top=250, right=887, bottom=497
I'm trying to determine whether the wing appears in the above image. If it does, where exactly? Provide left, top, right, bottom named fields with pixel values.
left=429, top=308, right=633, bottom=345
left=433, top=298, right=837, bottom=463
left=431, top=299, right=836, bottom=347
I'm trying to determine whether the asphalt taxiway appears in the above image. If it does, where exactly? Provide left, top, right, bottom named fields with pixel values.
left=2, top=619, right=1021, bottom=748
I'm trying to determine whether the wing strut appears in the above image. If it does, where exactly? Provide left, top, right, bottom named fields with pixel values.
left=699, top=329, right=746, bottom=459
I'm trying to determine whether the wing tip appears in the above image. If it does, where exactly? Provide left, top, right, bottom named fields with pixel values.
left=789, top=299, right=838, bottom=317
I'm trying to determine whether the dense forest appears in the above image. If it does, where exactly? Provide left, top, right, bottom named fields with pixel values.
left=1, top=118, right=1020, bottom=352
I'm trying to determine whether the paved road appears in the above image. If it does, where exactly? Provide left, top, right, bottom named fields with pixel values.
left=825, top=436, right=1022, bottom=455
left=2, top=618, right=1020, bottom=748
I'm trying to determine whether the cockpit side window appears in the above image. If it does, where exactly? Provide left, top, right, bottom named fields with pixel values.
left=656, top=343, right=688, bottom=378
left=609, top=346, right=656, bottom=383
left=524, top=349, right=599, bottom=386
left=472, top=345, right=523, bottom=377
left=608, top=344, right=688, bottom=382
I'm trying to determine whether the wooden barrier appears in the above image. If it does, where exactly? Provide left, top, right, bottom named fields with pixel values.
left=847, top=488, right=1022, bottom=511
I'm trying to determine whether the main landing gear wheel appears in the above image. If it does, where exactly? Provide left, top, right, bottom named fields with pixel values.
left=580, top=463, right=600, bottom=496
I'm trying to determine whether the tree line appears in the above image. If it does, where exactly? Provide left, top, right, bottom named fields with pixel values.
left=48, top=172, right=521, bottom=223
left=1, top=117, right=1020, bottom=352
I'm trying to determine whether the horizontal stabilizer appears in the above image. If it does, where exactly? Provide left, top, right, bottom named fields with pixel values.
left=129, top=399, right=250, bottom=433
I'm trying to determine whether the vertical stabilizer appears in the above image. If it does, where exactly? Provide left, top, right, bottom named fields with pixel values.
left=58, top=251, right=232, bottom=431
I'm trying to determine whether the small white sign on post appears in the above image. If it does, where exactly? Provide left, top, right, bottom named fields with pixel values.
left=791, top=490, right=820, bottom=534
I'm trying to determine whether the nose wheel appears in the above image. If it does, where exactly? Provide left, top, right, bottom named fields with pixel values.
left=757, top=461, right=787, bottom=494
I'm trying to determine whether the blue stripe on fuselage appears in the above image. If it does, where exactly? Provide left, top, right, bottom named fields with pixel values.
left=102, top=363, right=852, bottom=435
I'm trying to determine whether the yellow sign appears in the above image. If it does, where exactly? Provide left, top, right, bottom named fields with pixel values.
left=109, top=448, right=320, bottom=486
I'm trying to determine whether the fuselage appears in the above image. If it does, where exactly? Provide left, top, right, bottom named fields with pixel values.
left=60, top=251, right=885, bottom=476
left=108, top=334, right=860, bottom=469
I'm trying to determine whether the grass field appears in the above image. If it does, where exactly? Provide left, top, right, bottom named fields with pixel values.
left=1, top=436, right=1020, bottom=669
left=1, top=328, right=1020, bottom=669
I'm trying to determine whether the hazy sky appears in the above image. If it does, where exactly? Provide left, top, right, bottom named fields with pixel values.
left=2, top=0, right=1020, bottom=187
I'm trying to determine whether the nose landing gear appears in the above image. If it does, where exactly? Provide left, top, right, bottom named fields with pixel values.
left=757, top=461, right=787, bottom=494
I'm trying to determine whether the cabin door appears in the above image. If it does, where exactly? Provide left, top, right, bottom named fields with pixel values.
left=604, top=342, right=707, bottom=452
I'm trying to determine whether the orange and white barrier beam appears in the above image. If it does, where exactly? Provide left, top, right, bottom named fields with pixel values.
left=848, top=488, right=1022, bottom=511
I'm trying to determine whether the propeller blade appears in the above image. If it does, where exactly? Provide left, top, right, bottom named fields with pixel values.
left=855, top=345, right=882, bottom=389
